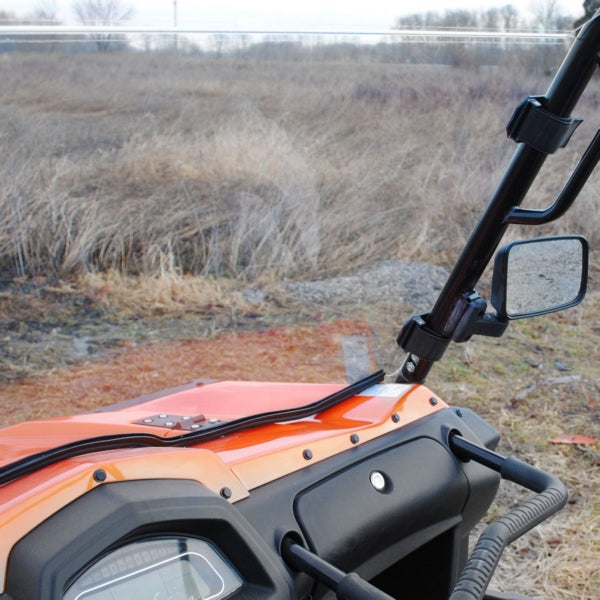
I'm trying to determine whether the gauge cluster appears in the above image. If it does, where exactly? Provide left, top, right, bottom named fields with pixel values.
left=1, top=479, right=292, bottom=600
left=63, top=537, right=243, bottom=600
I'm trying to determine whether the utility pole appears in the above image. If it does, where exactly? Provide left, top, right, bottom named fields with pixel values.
left=173, top=0, right=178, bottom=52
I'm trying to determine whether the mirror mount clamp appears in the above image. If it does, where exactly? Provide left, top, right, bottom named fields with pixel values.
left=398, top=293, right=508, bottom=364
left=452, top=292, right=508, bottom=343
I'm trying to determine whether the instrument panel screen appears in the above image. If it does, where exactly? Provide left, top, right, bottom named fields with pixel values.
left=63, top=537, right=243, bottom=600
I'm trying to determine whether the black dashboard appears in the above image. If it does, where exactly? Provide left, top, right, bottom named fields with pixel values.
left=2, top=478, right=292, bottom=600
left=1, top=407, right=500, bottom=600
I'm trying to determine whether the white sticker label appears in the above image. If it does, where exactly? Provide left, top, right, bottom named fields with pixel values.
left=358, top=383, right=412, bottom=398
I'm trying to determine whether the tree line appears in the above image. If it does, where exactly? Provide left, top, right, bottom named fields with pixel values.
left=1, top=0, right=599, bottom=61
left=0, top=0, right=133, bottom=53
left=395, top=2, right=597, bottom=32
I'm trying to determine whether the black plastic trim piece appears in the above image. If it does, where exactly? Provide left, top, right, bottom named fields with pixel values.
left=294, top=436, right=470, bottom=580
left=236, top=407, right=501, bottom=600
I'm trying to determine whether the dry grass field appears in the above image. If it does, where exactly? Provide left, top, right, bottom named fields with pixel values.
left=2, top=51, right=600, bottom=280
left=0, top=47, right=599, bottom=599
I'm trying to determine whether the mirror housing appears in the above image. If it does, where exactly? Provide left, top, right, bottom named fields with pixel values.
left=491, top=235, right=588, bottom=320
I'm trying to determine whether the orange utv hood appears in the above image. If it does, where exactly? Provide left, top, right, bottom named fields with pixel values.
left=0, top=377, right=446, bottom=590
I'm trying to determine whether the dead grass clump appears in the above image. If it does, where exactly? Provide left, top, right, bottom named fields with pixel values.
left=0, top=91, right=322, bottom=278
left=79, top=268, right=248, bottom=317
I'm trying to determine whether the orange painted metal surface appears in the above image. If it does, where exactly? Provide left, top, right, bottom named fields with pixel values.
left=0, top=379, right=447, bottom=591
left=202, top=383, right=446, bottom=489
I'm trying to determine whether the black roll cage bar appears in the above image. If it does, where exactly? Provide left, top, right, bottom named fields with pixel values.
left=396, top=12, right=600, bottom=384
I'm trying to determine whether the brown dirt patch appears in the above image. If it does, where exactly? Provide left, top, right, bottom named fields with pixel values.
left=0, top=318, right=374, bottom=428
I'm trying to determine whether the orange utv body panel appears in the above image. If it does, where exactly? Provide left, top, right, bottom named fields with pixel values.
left=0, top=379, right=446, bottom=592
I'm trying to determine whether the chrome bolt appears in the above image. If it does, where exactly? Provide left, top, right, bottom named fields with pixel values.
left=370, top=471, right=386, bottom=492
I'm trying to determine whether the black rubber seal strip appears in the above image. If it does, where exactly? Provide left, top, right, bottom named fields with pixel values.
left=0, top=370, right=385, bottom=486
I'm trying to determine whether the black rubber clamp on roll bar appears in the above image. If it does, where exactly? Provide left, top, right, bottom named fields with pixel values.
left=448, top=434, right=568, bottom=600
left=396, top=314, right=450, bottom=362
left=506, top=95, right=583, bottom=154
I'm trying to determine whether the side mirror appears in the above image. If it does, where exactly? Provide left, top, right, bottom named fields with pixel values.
left=491, top=235, right=588, bottom=320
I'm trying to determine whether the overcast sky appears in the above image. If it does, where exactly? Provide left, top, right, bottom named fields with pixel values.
left=0, top=1, right=589, bottom=30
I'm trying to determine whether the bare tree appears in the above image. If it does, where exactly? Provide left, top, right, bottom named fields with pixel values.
left=395, top=12, right=441, bottom=29
left=500, top=4, right=520, bottom=30
left=72, top=0, right=133, bottom=25
left=0, top=4, right=64, bottom=52
left=0, top=10, right=16, bottom=23
left=30, top=1, right=60, bottom=24
left=72, top=0, right=134, bottom=51
left=530, top=0, right=563, bottom=30
left=482, top=7, right=501, bottom=30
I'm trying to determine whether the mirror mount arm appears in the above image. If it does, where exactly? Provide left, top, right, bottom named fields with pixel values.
left=505, top=128, right=600, bottom=225
left=469, top=313, right=509, bottom=339
left=451, top=292, right=508, bottom=342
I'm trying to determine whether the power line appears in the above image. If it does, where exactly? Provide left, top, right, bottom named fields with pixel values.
left=0, top=25, right=574, bottom=40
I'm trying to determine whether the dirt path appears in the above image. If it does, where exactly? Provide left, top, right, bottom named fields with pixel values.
left=0, top=261, right=447, bottom=383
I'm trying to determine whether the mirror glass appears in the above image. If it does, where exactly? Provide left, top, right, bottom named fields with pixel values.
left=500, top=236, right=587, bottom=319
